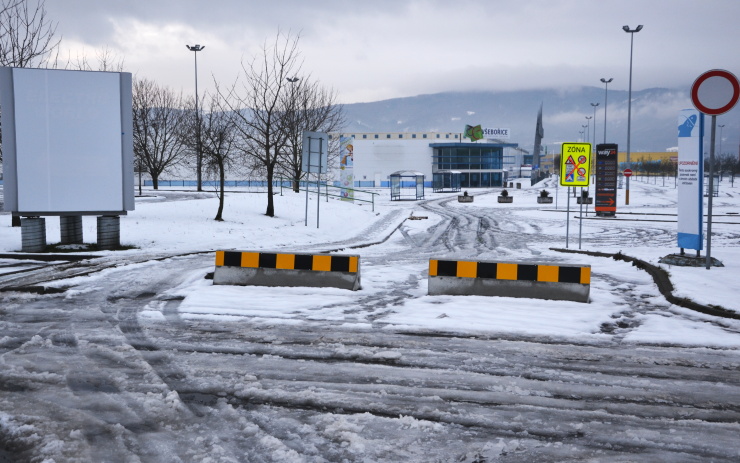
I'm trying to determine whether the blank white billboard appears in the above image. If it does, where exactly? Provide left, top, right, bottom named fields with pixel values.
left=0, top=67, right=134, bottom=214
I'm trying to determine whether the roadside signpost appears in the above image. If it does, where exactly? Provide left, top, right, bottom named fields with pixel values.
left=560, top=143, right=591, bottom=248
left=302, top=131, right=329, bottom=228
left=690, top=69, right=740, bottom=269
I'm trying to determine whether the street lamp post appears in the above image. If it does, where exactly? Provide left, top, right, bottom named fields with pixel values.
left=600, top=78, right=613, bottom=144
left=581, top=125, right=588, bottom=143
left=186, top=44, right=205, bottom=191
left=585, top=116, right=592, bottom=146
left=590, top=102, right=599, bottom=148
left=623, top=24, right=643, bottom=205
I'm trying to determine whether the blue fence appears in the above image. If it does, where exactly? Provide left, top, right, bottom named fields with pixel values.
left=145, top=179, right=435, bottom=188
left=146, top=180, right=276, bottom=187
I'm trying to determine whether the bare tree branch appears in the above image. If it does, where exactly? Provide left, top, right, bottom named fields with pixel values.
left=217, top=31, right=302, bottom=217
left=65, top=45, right=125, bottom=72
left=0, top=0, right=61, bottom=162
left=279, top=77, right=345, bottom=192
left=132, top=77, right=189, bottom=189
left=181, top=92, right=239, bottom=220
left=0, top=0, right=60, bottom=68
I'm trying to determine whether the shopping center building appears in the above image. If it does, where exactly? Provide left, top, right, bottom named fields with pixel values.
left=331, top=132, right=530, bottom=188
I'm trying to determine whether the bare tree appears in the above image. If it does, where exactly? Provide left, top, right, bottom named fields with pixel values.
left=279, top=78, right=344, bottom=192
left=660, top=157, right=676, bottom=177
left=182, top=93, right=238, bottom=221
left=0, top=0, right=59, bottom=67
left=0, top=0, right=61, bottom=163
left=719, top=153, right=739, bottom=186
left=66, top=45, right=125, bottom=72
left=218, top=32, right=301, bottom=217
left=132, top=78, right=188, bottom=189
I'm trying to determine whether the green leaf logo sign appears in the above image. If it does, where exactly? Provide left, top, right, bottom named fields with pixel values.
left=464, top=124, right=484, bottom=141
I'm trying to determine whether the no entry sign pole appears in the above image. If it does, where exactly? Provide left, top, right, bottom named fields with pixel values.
left=706, top=117, right=717, bottom=269
left=690, top=69, right=740, bottom=269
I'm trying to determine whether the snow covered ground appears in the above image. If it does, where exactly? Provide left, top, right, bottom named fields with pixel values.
left=4, top=175, right=739, bottom=333
left=1, top=177, right=740, bottom=462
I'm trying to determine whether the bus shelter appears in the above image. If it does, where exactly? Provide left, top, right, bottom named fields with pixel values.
left=390, top=170, right=425, bottom=201
left=432, top=170, right=461, bottom=193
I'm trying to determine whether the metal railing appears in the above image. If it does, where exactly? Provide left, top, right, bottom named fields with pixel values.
left=143, top=178, right=379, bottom=211
left=279, top=177, right=379, bottom=212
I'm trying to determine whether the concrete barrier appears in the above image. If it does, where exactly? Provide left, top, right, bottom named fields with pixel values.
left=428, top=258, right=590, bottom=302
left=214, top=250, right=361, bottom=291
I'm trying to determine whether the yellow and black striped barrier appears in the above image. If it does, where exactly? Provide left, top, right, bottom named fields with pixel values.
left=428, top=258, right=590, bottom=302
left=214, top=250, right=361, bottom=291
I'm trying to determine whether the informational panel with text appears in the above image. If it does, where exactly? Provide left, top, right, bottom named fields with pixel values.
left=595, top=144, right=618, bottom=215
left=676, top=109, right=704, bottom=250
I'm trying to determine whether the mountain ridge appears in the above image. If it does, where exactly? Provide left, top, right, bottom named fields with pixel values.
left=340, top=86, right=740, bottom=154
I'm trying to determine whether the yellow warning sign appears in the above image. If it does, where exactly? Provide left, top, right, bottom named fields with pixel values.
left=560, top=143, right=592, bottom=187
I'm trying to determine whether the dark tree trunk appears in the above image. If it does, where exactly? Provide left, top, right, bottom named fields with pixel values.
left=292, top=162, right=301, bottom=193
left=215, top=161, right=225, bottom=221
left=265, top=167, right=275, bottom=217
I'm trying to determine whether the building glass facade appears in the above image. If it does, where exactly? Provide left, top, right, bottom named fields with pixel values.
left=431, top=143, right=513, bottom=188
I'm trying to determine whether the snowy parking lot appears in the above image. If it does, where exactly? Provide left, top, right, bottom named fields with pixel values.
left=1, top=178, right=740, bottom=462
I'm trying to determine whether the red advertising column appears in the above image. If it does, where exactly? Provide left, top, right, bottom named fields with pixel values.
left=595, top=143, right=618, bottom=217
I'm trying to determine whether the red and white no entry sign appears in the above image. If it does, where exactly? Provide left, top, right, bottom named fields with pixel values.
left=623, top=168, right=633, bottom=177
left=691, top=69, right=740, bottom=116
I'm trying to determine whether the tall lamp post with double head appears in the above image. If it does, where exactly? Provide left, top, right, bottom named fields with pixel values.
left=186, top=44, right=205, bottom=191
left=623, top=24, right=643, bottom=205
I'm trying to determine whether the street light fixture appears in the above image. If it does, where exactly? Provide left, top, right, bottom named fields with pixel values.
left=585, top=116, right=592, bottom=147
left=623, top=24, right=642, bottom=205
left=286, top=77, right=300, bottom=126
left=186, top=44, right=205, bottom=191
left=718, top=124, right=725, bottom=155
left=600, top=78, right=613, bottom=144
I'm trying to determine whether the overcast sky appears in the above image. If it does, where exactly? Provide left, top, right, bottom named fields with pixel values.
left=45, top=0, right=740, bottom=104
